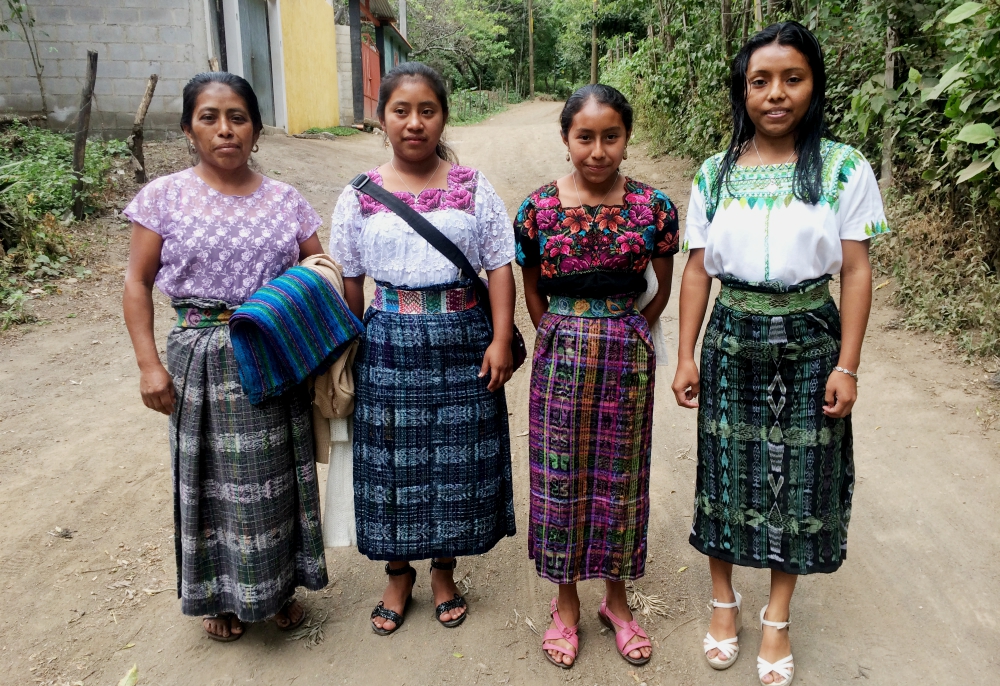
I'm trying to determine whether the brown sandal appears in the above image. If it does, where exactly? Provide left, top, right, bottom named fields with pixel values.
left=203, top=613, right=244, bottom=642
left=275, top=599, right=307, bottom=631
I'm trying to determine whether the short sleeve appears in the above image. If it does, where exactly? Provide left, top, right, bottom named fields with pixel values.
left=512, top=196, right=540, bottom=267
left=682, top=163, right=712, bottom=252
left=292, top=190, right=322, bottom=243
left=123, top=177, right=168, bottom=233
left=328, top=187, right=364, bottom=277
left=651, top=190, right=680, bottom=257
left=474, top=173, right=515, bottom=271
left=837, top=151, right=890, bottom=241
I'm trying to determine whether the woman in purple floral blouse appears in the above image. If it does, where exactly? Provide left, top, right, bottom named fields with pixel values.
left=513, top=85, right=679, bottom=669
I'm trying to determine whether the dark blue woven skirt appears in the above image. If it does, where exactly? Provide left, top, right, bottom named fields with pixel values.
left=353, top=296, right=516, bottom=560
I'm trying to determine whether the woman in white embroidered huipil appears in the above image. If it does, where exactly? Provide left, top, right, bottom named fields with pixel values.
left=671, top=22, right=888, bottom=686
left=329, top=63, right=516, bottom=637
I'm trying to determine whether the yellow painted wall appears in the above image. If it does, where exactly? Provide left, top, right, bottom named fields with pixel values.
left=280, top=0, right=339, bottom=133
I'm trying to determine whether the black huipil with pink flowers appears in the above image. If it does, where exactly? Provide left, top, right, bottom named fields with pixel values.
left=513, top=177, right=679, bottom=298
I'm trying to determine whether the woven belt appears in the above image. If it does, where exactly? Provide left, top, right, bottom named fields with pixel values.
left=372, top=283, right=479, bottom=314
left=174, top=306, right=233, bottom=328
left=717, top=281, right=832, bottom=315
left=547, top=294, right=637, bottom=318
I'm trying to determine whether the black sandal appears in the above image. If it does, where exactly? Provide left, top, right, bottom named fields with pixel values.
left=430, top=558, right=468, bottom=628
left=371, top=563, right=417, bottom=636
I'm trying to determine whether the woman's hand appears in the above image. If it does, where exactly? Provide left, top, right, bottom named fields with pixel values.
left=140, top=363, right=176, bottom=415
left=480, top=340, right=513, bottom=392
left=672, top=357, right=701, bottom=409
left=823, top=371, right=857, bottom=418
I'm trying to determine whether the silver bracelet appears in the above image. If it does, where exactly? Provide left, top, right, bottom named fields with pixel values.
left=834, top=366, right=859, bottom=381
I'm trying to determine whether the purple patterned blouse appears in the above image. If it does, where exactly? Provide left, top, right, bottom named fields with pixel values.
left=124, top=168, right=321, bottom=305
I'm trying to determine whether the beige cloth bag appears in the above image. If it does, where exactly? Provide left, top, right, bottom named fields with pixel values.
left=299, top=253, right=360, bottom=548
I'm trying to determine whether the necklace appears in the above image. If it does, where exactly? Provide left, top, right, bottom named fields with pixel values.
left=571, top=170, right=620, bottom=215
left=390, top=157, right=441, bottom=196
left=752, top=137, right=796, bottom=193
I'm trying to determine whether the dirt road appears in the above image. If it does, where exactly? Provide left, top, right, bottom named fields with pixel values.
left=1, top=100, right=998, bottom=686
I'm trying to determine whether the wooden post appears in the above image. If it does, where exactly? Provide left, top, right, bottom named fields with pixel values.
left=71, top=50, right=98, bottom=221
left=590, top=0, right=599, bottom=84
left=208, top=57, right=220, bottom=72
left=880, top=20, right=897, bottom=188
left=128, top=74, right=158, bottom=184
left=528, top=0, right=535, bottom=99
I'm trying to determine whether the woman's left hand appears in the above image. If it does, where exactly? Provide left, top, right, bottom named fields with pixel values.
left=480, top=340, right=513, bottom=392
left=823, top=371, right=858, bottom=418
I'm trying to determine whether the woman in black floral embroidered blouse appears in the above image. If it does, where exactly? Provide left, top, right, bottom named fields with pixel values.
left=513, top=84, right=679, bottom=670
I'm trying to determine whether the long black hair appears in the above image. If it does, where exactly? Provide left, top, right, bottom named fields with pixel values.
left=181, top=72, right=263, bottom=135
left=718, top=21, right=831, bottom=206
left=559, top=84, right=633, bottom=137
left=376, top=62, right=457, bottom=162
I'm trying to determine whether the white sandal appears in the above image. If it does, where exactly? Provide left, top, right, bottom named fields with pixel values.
left=703, top=589, right=742, bottom=669
left=757, top=604, right=794, bottom=686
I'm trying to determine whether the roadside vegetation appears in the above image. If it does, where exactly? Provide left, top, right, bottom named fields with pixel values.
left=0, top=121, right=128, bottom=329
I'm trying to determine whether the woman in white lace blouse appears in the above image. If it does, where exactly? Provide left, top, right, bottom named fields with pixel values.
left=328, top=63, right=517, bottom=636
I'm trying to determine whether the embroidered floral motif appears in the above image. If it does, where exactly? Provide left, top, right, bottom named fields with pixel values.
left=513, top=177, right=679, bottom=285
left=357, top=165, right=480, bottom=217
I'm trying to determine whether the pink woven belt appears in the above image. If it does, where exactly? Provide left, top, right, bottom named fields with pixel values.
left=372, top=283, right=479, bottom=314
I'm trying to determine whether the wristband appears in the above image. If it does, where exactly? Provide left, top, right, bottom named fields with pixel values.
left=834, top=366, right=858, bottom=381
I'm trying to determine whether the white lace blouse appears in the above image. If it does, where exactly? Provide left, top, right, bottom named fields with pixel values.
left=328, top=165, right=514, bottom=288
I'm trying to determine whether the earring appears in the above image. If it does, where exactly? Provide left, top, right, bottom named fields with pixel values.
left=623, top=148, right=629, bottom=160
left=186, top=139, right=196, bottom=155
left=251, top=143, right=260, bottom=153
left=383, top=135, right=390, bottom=148
left=566, top=151, right=571, bottom=162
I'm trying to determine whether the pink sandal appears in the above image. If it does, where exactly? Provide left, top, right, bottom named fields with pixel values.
left=598, top=597, right=652, bottom=665
left=541, top=598, right=579, bottom=669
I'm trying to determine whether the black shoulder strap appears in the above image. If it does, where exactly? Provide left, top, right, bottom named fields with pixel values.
left=349, top=173, right=493, bottom=318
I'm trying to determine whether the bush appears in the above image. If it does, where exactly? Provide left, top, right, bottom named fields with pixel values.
left=0, top=122, right=124, bottom=329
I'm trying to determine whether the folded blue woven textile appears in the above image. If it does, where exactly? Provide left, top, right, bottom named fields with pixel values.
left=229, top=266, right=364, bottom=405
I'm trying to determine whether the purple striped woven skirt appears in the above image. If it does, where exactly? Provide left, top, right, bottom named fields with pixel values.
left=528, top=295, right=656, bottom=583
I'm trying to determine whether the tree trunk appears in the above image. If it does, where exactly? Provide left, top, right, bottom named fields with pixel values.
left=528, top=0, right=535, bottom=98
left=591, top=0, right=599, bottom=84
left=722, top=0, right=733, bottom=61
left=880, top=19, right=897, bottom=188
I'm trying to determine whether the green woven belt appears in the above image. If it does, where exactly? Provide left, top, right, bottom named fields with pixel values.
left=175, top=306, right=233, bottom=328
left=547, top=294, right=636, bottom=318
left=717, top=282, right=832, bottom=315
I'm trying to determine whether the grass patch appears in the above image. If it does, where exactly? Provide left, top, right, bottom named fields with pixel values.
left=449, top=90, right=521, bottom=126
left=302, top=126, right=359, bottom=137
left=874, top=192, right=1000, bottom=359
left=0, top=122, right=125, bottom=329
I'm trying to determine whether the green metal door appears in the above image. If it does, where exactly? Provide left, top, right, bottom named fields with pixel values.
left=238, top=0, right=275, bottom=126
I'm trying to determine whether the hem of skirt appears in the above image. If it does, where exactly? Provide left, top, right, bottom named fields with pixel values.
left=357, top=530, right=515, bottom=562
left=689, top=536, right=845, bottom=575
left=178, top=575, right=329, bottom=622
left=529, top=553, right=646, bottom=583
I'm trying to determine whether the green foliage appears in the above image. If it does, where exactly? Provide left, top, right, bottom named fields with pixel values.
left=302, top=126, right=359, bottom=136
left=449, top=88, right=522, bottom=125
left=0, top=121, right=122, bottom=329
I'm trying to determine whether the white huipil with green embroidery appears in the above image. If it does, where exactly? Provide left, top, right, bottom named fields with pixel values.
left=682, top=140, right=889, bottom=285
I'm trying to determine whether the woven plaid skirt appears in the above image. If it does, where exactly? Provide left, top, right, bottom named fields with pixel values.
left=690, top=277, right=854, bottom=575
left=353, top=281, right=516, bottom=560
left=528, top=295, right=655, bottom=583
left=166, top=299, right=328, bottom=621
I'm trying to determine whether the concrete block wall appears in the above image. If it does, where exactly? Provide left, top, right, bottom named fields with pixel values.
left=335, top=25, right=354, bottom=127
left=0, top=0, right=211, bottom=138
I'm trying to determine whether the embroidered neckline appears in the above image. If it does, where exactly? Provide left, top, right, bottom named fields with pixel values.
left=184, top=167, right=269, bottom=200
left=357, top=165, right=479, bottom=217
left=533, top=176, right=652, bottom=210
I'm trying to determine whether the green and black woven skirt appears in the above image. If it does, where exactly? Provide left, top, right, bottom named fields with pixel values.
left=689, top=277, right=854, bottom=575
